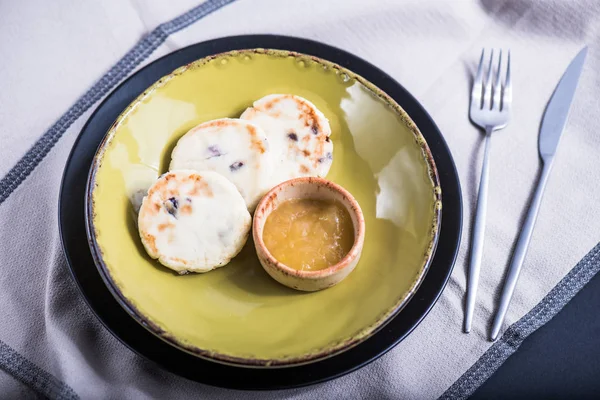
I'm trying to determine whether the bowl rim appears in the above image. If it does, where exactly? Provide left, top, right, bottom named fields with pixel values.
left=85, top=47, right=442, bottom=368
left=252, top=176, right=365, bottom=279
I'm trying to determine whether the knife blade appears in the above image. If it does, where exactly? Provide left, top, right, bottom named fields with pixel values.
left=539, top=47, right=588, bottom=159
left=490, top=47, right=588, bottom=341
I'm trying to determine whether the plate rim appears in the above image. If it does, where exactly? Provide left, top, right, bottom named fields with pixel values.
left=84, top=47, right=443, bottom=367
left=59, top=34, right=462, bottom=390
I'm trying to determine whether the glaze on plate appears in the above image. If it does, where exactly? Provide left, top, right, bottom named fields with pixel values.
left=87, top=49, right=441, bottom=366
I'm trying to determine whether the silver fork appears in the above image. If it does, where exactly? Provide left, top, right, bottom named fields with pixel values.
left=464, top=49, right=512, bottom=333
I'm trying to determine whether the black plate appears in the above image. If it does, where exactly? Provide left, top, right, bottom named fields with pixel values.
left=59, top=35, right=462, bottom=390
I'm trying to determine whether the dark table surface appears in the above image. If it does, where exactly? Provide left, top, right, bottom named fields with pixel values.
left=471, top=269, right=600, bottom=399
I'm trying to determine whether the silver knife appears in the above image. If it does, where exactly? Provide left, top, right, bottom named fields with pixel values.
left=490, top=47, right=588, bottom=341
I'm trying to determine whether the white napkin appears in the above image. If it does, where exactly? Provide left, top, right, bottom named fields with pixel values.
left=1, top=0, right=599, bottom=398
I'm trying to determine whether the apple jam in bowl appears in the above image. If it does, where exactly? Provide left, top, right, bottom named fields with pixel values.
left=253, top=177, right=365, bottom=291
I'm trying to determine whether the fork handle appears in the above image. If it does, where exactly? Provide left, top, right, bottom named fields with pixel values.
left=490, top=158, right=554, bottom=340
left=464, top=127, right=494, bottom=333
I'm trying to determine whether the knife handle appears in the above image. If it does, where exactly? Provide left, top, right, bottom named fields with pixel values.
left=490, top=159, right=554, bottom=340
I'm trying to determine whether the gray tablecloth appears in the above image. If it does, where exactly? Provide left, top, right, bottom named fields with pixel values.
left=1, top=0, right=599, bottom=398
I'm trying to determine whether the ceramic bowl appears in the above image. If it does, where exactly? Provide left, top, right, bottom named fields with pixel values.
left=253, top=177, right=365, bottom=292
left=86, top=48, right=441, bottom=367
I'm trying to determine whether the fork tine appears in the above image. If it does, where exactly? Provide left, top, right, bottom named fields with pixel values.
left=503, top=50, right=512, bottom=110
left=492, top=50, right=503, bottom=110
left=483, top=49, right=494, bottom=110
left=471, top=49, right=485, bottom=107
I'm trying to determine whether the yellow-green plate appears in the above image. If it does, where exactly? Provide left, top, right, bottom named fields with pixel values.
left=87, top=48, right=441, bottom=367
